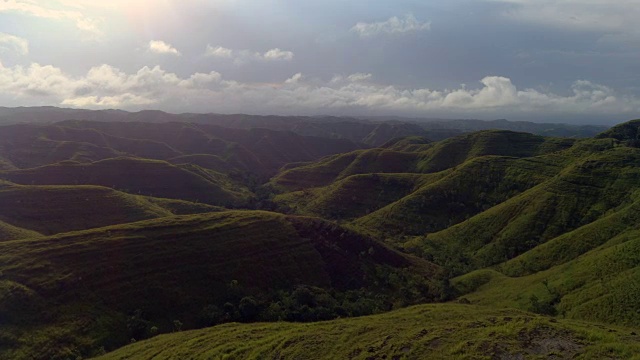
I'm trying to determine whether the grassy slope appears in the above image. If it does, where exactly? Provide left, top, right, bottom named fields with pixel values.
left=98, top=303, right=640, bottom=360
left=445, top=123, right=640, bottom=327
left=0, top=157, right=251, bottom=206
left=407, top=141, right=640, bottom=273
left=356, top=155, right=562, bottom=237
left=0, top=220, right=41, bottom=242
left=453, top=224, right=640, bottom=327
left=271, top=130, right=572, bottom=192
left=57, top=121, right=362, bottom=176
left=0, top=210, right=435, bottom=359
left=414, top=130, right=575, bottom=173
left=0, top=183, right=188, bottom=236
left=274, top=172, right=444, bottom=220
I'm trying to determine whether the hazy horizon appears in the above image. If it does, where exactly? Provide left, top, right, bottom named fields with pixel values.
left=0, top=1, right=639, bottom=124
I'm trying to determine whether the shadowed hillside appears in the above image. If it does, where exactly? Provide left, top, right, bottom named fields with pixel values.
left=0, top=121, right=363, bottom=183
left=275, top=172, right=444, bottom=220
left=56, top=121, right=363, bottom=175
left=0, top=183, right=220, bottom=237
left=0, top=157, right=252, bottom=206
left=0, top=211, right=440, bottom=360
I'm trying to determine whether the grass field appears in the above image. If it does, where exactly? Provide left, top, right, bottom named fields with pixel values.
left=97, top=303, right=640, bottom=360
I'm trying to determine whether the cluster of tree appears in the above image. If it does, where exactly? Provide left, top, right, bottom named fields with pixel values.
left=124, top=265, right=453, bottom=342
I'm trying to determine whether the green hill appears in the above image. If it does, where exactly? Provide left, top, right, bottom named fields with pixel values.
left=57, top=121, right=362, bottom=177
left=272, top=130, right=573, bottom=192
left=356, top=155, right=562, bottom=237
left=275, top=172, right=443, bottom=220
left=96, top=303, right=640, bottom=360
left=414, top=130, right=575, bottom=173
left=0, top=220, right=41, bottom=241
left=0, top=210, right=440, bottom=359
left=452, top=217, right=640, bottom=327
left=407, top=142, right=640, bottom=274
left=0, top=183, right=220, bottom=236
left=595, top=119, right=640, bottom=143
left=0, top=157, right=252, bottom=206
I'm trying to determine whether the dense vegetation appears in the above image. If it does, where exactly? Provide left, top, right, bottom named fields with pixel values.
left=2, top=113, right=640, bottom=359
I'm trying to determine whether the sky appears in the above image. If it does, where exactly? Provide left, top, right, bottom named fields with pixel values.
left=0, top=0, right=639, bottom=124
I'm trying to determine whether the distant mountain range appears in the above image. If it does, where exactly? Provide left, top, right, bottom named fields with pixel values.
left=0, top=107, right=608, bottom=144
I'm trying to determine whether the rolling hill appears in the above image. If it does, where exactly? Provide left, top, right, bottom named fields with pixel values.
left=3, top=113, right=640, bottom=359
left=271, top=130, right=573, bottom=192
left=0, top=182, right=221, bottom=237
left=267, top=119, right=640, bottom=332
left=0, top=157, right=252, bottom=206
left=0, top=210, right=440, bottom=360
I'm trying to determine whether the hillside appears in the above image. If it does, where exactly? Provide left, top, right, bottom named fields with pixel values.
left=97, top=303, right=640, bottom=360
left=0, top=220, right=41, bottom=242
left=266, top=120, right=640, bottom=331
left=452, top=201, right=640, bottom=327
left=0, top=157, right=252, bottom=206
left=408, top=140, right=640, bottom=274
left=355, top=154, right=562, bottom=237
left=0, top=210, right=440, bottom=360
left=0, top=122, right=363, bottom=185
left=271, top=130, right=573, bottom=191
left=0, top=183, right=222, bottom=237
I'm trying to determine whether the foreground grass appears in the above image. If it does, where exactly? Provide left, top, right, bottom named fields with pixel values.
left=97, top=303, right=640, bottom=360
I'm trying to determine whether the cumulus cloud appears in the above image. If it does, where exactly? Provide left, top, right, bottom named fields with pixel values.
left=148, top=40, right=181, bottom=56
left=284, top=73, right=303, bottom=84
left=347, top=73, right=372, bottom=82
left=204, top=45, right=294, bottom=63
left=0, top=0, right=102, bottom=35
left=0, top=33, right=28, bottom=55
left=352, top=14, right=431, bottom=38
left=0, top=60, right=637, bottom=117
left=204, top=45, right=233, bottom=58
left=263, top=48, right=294, bottom=61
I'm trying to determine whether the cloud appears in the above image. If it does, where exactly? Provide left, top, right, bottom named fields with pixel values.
left=489, top=0, right=640, bottom=44
left=352, top=14, right=431, bottom=38
left=0, top=0, right=102, bottom=35
left=347, top=73, right=372, bottom=82
left=0, top=33, right=28, bottom=55
left=0, top=61, right=637, bottom=118
left=263, top=48, right=294, bottom=61
left=148, top=40, right=181, bottom=56
left=62, top=94, right=154, bottom=107
left=284, top=73, right=303, bottom=84
left=204, top=45, right=233, bottom=58
left=204, top=45, right=294, bottom=63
